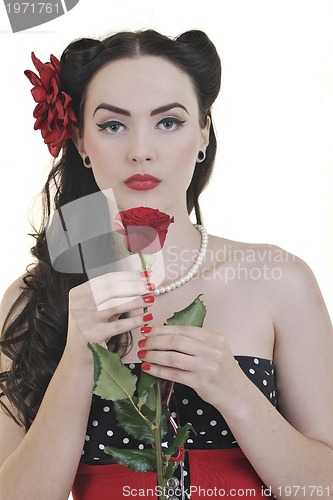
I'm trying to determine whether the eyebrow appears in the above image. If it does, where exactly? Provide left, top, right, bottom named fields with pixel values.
left=93, top=102, right=189, bottom=117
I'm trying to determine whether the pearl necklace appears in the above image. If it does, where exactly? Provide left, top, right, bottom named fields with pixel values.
left=154, top=225, right=208, bottom=295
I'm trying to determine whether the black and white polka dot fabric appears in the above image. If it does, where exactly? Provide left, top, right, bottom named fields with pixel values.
left=81, top=356, right=277, bottom=498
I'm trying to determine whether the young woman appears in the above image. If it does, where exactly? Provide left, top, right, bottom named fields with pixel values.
left=0, top=29, right=332, bottom=500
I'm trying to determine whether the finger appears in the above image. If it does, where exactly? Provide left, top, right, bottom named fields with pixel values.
left=99, top=293, right=155, bottom=314
left=93, top=281, right=155, bottom=310
left=98, top=310, right=154, bottom=342
left=90, top=270, right=152, bottom=284
left=138, top=348, right=197, bottom=373
left=140, top=333, right=200, bottom=357
left=100, top=294, right=155, bottom=321
left=90, top=274, right=154, bottom=309
left=141, top=362, right=194, bottom=387
left=70, top=272, right=155, bottom=310
left=141, top=324, right=209, bottom=342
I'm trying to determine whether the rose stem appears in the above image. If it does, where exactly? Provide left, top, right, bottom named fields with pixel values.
left=139, top=251, right=165, bottom=496
left=139, top=252, right=149, bottom=315
left=154, top=381, right=166, bottom=499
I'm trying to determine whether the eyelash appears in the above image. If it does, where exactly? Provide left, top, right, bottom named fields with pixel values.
left=156, top=117, right=186, bottom=130
left=97, top=121, right=127, bottom=133
left=96, top=117, right=186, bottom=134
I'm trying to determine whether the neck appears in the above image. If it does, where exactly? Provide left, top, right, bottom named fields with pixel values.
left=159, top=208, right=204, bottom=285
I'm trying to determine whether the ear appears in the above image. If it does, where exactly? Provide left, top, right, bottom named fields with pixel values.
left=200, top=115, right=211, bottom=151
left=71, top=128, right=91, bottom=168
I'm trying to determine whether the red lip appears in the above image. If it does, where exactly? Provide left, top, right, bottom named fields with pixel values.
left=124, top=174, right=161, bottom=191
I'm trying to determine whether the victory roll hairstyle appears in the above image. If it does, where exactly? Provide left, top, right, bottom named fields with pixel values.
left=0, top=29, right=221, bottom=429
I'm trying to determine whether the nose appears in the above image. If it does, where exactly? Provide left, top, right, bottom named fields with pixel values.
left=128, top=128, right=155, bottom=164
left=131, top=154, right=152, bottom=163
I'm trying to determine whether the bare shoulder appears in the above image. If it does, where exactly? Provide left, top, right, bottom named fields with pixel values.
left=0, top=275, right=29, bottom=372
left=209, top=234, right=301, bottom=285
left=209, top=234, right=331, bottom=328
left=210, top=235, right=333, bottom=445
left=0, top=276, right=29, bottom=461
left=0, top=275, right=28, bottom=326
left=210, top=234, right=294, bottom=264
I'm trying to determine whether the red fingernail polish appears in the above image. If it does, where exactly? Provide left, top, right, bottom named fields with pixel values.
left=146, top=282, right=155, bottom=291
left=143, top=295, right=155, bottom=304
left=140, top=326, right=152, bottom=335
left=143, top=312, right=153, bottom=322
left=137, top=350, right=147, bottom=359
left=140, top=270, right=151, bottom=278
left=138, top=339, right=147, bottom=348
left=141, top=362, right=151, bottom=371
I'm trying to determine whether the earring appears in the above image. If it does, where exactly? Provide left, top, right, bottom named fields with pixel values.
left=84, top=156, right=91, bottom=166
left=197, top=150, right=206, bottom=162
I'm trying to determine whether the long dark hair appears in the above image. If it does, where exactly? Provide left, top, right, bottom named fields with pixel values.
left=0, top=29, right=221, bottom=430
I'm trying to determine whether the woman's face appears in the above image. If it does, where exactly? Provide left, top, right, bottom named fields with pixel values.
left=77, top=56, right=210, bottom=213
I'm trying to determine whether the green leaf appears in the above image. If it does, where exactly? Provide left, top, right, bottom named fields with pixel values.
left=143, top=385, right=158, bottom=411
left=137, top=371, right=159, bottom=409
left=166, top=295, right=206, bottom=327
left=166, top=423, right=195, bottom=458
left=113, top=399, right=155, bottom=444
left=113, top=399, right=169, bottom=444
left=104, top=447, right=156, bottom=472
left=164, top=460, right=179, bottom=481
left=87, top=343, right=137, bottom=401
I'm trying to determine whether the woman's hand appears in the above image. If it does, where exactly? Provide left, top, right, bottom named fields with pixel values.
left=65, top=270, right=155, bottom=364
left=138, top=325, right=243, bottom=410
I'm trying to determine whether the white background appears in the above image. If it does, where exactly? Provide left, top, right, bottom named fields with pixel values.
left=0, top=0, right=332, bottom=324
left=0, top=2, right=332, bottom=498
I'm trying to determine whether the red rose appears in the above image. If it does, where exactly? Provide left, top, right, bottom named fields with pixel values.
left=114, top=207, right=174, bottom=254
left=24, top=52, right=77, bottom=158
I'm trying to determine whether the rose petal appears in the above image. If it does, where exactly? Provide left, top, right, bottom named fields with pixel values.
left=125, top=226, right=160, bottom=253
left=114, top=208, right=174, bottom=253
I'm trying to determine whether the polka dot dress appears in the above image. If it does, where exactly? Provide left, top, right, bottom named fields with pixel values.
left=81, top=357, right=277, bottom=498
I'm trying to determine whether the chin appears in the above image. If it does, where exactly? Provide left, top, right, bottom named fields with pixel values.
left=116, top=192, right=165, bottom=211
left=102, top=184, right=182, bottom=215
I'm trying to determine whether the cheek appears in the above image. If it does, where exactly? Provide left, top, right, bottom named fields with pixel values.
left=84, top=133, right=108, bottom=162
left=85, top=146, right=116, bottom=190
left=83, top=135, right=117, bottom=185
left=171, top=132, right=200, bottom=169
left=167, top=138, right=200, bottom=193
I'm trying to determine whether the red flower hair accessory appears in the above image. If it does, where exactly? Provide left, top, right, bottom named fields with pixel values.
left=24, top=52, right=77, bottom=158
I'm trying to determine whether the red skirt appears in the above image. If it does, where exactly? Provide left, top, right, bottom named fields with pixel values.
left=72, top=448, right=274, bottom=499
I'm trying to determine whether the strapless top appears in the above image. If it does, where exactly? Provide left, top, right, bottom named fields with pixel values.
left=81, top=356, right=277, bottom=464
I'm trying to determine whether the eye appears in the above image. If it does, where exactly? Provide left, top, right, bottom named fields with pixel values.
left=156, top=117, right=186, bottom=131
left=96, top=121, right=127, bottom=134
